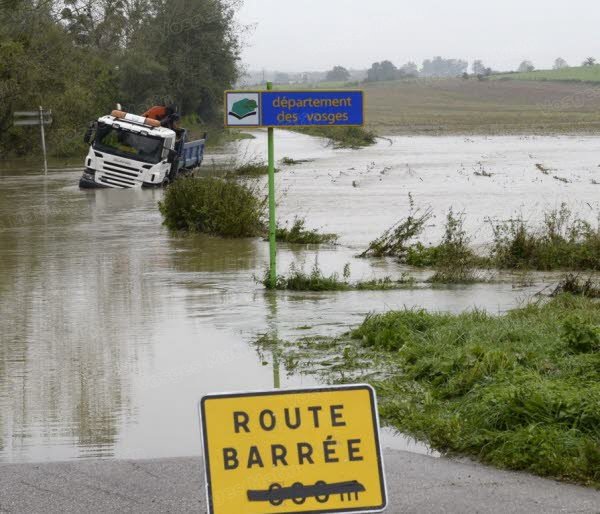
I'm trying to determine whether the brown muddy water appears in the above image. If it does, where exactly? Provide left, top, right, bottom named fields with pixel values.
left=1, top=132, right=598, bottom=463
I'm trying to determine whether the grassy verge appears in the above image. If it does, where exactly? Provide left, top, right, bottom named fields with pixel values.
left=275, top=217, right=338, bottom=244
left=265, top=293, right=600, bottom=487
left=288, top=126, right=377, bottom=149
left=158, top=176, right=266, bottom=237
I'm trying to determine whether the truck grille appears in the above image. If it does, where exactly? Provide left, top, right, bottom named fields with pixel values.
left=100, top=161, right=141, bottom=188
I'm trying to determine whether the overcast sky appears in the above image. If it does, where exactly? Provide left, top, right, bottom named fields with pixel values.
left=237, top=0, right=599, bottom=72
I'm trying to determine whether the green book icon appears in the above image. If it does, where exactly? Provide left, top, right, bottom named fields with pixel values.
left=229, top=98, right=258, bottom=120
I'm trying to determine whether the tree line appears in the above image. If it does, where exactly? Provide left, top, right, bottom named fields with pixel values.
left=324, top=56, right=599, bottom=84
left=0, top=0, right=241, bottom=157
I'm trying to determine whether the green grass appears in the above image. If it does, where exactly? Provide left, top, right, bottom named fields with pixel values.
left=354, top=295, right=600, bottom=486
left=275, top=217, right=338, bottom=244
left=270, top=294, right=600, bottom=487
left=494, top=66, right=600, bottom=83
left=158, top=176, right=266, bottom=237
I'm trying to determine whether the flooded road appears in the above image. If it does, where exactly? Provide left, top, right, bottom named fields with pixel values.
left=1, top=132, right=598, bottom=463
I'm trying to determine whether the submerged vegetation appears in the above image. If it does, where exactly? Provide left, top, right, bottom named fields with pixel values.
left=159, top=176, right=266, bottom=237
left=363, top=199, right=600, bottom=273
left=268, top=294, right=600, bottom=487
left=490, top=204, right=600, bottom=270
left=290, top=126, right=377, bottom=149
left=229, top=160, right=272, bottom=177
left=263, top=262, right=415, bottom=291
left=361, top=197, right=487, bottom=282
left=276, top=217, right=338, bottom=244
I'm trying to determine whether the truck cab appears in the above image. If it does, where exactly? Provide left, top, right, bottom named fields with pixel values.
left=79, top=112, right=205, bottom=189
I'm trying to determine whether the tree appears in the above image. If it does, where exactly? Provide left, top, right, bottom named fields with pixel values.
left=472, top=60, right=485, bottom=75
left=0, top=0, right=243, bottom=156
left=583, top=57, right=596, bottom=67
left=366, top=60, right=399, bottom=82
left=421, top=56, right=468, bottom=77
left=326, top=66, right=350, bottom=82
left=518, top=60, right=535, bottom=73
left=399, top=62, right=418, bottom=77
left=553, top=58, right=568, bottom=70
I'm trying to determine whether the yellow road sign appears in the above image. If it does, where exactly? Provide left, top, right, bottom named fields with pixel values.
left=199, top=385, right=387, bottom=514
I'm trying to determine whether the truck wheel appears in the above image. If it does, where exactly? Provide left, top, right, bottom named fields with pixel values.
left=162, top=177, right=170, bottom=187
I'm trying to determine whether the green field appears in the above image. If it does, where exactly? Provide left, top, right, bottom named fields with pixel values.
left=494, top=66, right=600, bottom=83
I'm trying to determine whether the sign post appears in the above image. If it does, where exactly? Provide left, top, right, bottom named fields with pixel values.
left=225, top=88, right=365, bottom=288
left=13, top=108, right=53, bottom=175
left=200, top=384, right=387, bottom=514
left=267, top=82, right=277, bottom=288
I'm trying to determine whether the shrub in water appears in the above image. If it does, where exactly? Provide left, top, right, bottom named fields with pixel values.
left=276, top=217, right=338, bottom=244
left=158, top=176, right=266, bottom=237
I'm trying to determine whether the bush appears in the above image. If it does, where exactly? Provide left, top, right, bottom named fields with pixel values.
left=276, top=217, right=338, bottom=244
left=158, top=176, right=266, bottom=237
left=491, top=204, right=600, bottom=270
left=360, top=194, right=432, bottom=258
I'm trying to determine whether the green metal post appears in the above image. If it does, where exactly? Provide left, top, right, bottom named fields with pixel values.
left=267, top=82, right=277, bottom=288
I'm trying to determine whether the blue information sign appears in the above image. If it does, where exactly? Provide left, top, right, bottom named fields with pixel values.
left=262, top=91, right=363, bottom=127
left=225, top=90, right=364, bottom=128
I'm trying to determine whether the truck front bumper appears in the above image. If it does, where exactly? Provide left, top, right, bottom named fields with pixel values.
left=79, top=170, right=109, bottom=189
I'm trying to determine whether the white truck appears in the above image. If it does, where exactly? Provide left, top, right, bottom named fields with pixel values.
left=79, top=110, right=206, bottom=189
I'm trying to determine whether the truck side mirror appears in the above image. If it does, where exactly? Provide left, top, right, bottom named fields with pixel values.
left=83, top=122, right=97, bottom=144
left=167, top=149, right=177, bottom=164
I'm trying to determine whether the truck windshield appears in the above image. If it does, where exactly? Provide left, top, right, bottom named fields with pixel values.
left=94, top=125, right=164, bottom=164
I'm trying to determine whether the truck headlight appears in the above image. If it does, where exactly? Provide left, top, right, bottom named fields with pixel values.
left=83, top=168, right=96, bottom=179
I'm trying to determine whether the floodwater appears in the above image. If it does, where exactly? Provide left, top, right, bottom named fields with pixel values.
left=0, top=132, right=598, bottom=463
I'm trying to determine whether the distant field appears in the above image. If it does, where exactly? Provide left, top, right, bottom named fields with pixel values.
left=360, top=78, right=600, bottom=135
left=494, top=66, right=600, bottom=83
left=247, top=76, right=600, bottom=135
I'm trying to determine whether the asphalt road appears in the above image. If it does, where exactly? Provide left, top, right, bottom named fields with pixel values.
left=1, top=450, right=599, bottom=513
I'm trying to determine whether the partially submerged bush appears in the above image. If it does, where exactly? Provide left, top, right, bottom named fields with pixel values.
left=360, top=194, right=432, bottom=258
left=264, top=262, right=416, bottom=291
left=363, top=202, right=486, bottom=282
left=276, top=217, right=338, bottom=244
left=159, top=176, right=266, bottom=237
left=291, top=126, right=377, bottom=149
left=552, top=274, right=600, bottom=298
left=419, top=209, right=487, bottom=283
left=229, top=160, right=273, bottom=176
left=265, top=262, right=350, bottom=291
left=491, top=204, right=600, bottom=270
